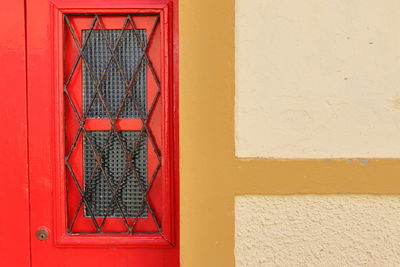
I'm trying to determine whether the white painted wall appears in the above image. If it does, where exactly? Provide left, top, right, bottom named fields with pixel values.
left=236, top=0, right=400, bottom=158
left=235, top=195, right=400, bottom=267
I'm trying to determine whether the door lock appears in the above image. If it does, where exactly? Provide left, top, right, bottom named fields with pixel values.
left=36, top=229, right=49, bottom=241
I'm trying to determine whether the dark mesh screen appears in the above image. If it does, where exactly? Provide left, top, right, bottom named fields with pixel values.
left=82, top=29, right=147, bottom=118
left=84, top=131, right=148, bottom=218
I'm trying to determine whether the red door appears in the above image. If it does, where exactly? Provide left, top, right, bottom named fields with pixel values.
left=26, top=0, right=179, bottom=266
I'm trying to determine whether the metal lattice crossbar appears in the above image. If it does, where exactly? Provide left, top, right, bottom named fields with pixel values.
left=64, top=14, right=162, bottom=235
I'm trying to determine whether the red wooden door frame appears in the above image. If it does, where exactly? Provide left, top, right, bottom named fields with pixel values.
left=0, top=0, right=31, bottom=266
left=27, top=0, right=179, bottom=266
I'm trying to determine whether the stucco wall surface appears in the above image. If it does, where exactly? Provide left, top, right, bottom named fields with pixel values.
left=235, top=195, right=400, bottom=267
left=236, top=0, right=400, bottom=158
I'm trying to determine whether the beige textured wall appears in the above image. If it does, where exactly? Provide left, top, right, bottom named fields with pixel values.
left=235, top=195, right=400, bottom=266
left=180, top=0, right=400, bottom=265
left=235, top=0, right=400, bottom=158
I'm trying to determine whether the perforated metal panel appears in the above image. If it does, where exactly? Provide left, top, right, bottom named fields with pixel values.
left=82, top=29, right=147, bottom=118
left=84, top=131, right=148, bottom=218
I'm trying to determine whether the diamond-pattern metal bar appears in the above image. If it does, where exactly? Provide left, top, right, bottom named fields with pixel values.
left=90, top=18, right=149, bottom=229
left=89, top=16, right=159, bottom=232
left=65, top=16, right=132, bottom=232
left=94, top=15, right=162, bottom=233
left=64, top=14, right=162, bottom=234
left=64, top=16, right=129, bottom=231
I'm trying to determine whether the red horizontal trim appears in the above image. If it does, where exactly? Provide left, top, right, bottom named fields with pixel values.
left=56, top=233, right=173, bottom=248
left=85, top=118, right=143, bottom=131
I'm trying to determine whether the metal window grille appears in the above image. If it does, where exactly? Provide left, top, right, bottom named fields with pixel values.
left=64, top=14, right=162, bottom=234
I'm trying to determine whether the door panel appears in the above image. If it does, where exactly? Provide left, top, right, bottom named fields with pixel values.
left=27, top=0, right=178, bottom=266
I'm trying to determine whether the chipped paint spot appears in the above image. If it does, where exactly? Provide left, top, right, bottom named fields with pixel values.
left=360, top=159, right=368, bottom=165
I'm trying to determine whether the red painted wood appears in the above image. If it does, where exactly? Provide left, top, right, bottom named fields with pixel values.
left=27, top=0, right=178, bottom=265
left=0, top=0, right=31, bottom=266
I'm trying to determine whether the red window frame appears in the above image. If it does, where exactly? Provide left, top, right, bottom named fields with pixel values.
left=51, top=1, right=178, bottom=247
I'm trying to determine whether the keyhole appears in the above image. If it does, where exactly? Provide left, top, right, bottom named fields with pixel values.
left=36, top=229, right=48, bottom=241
